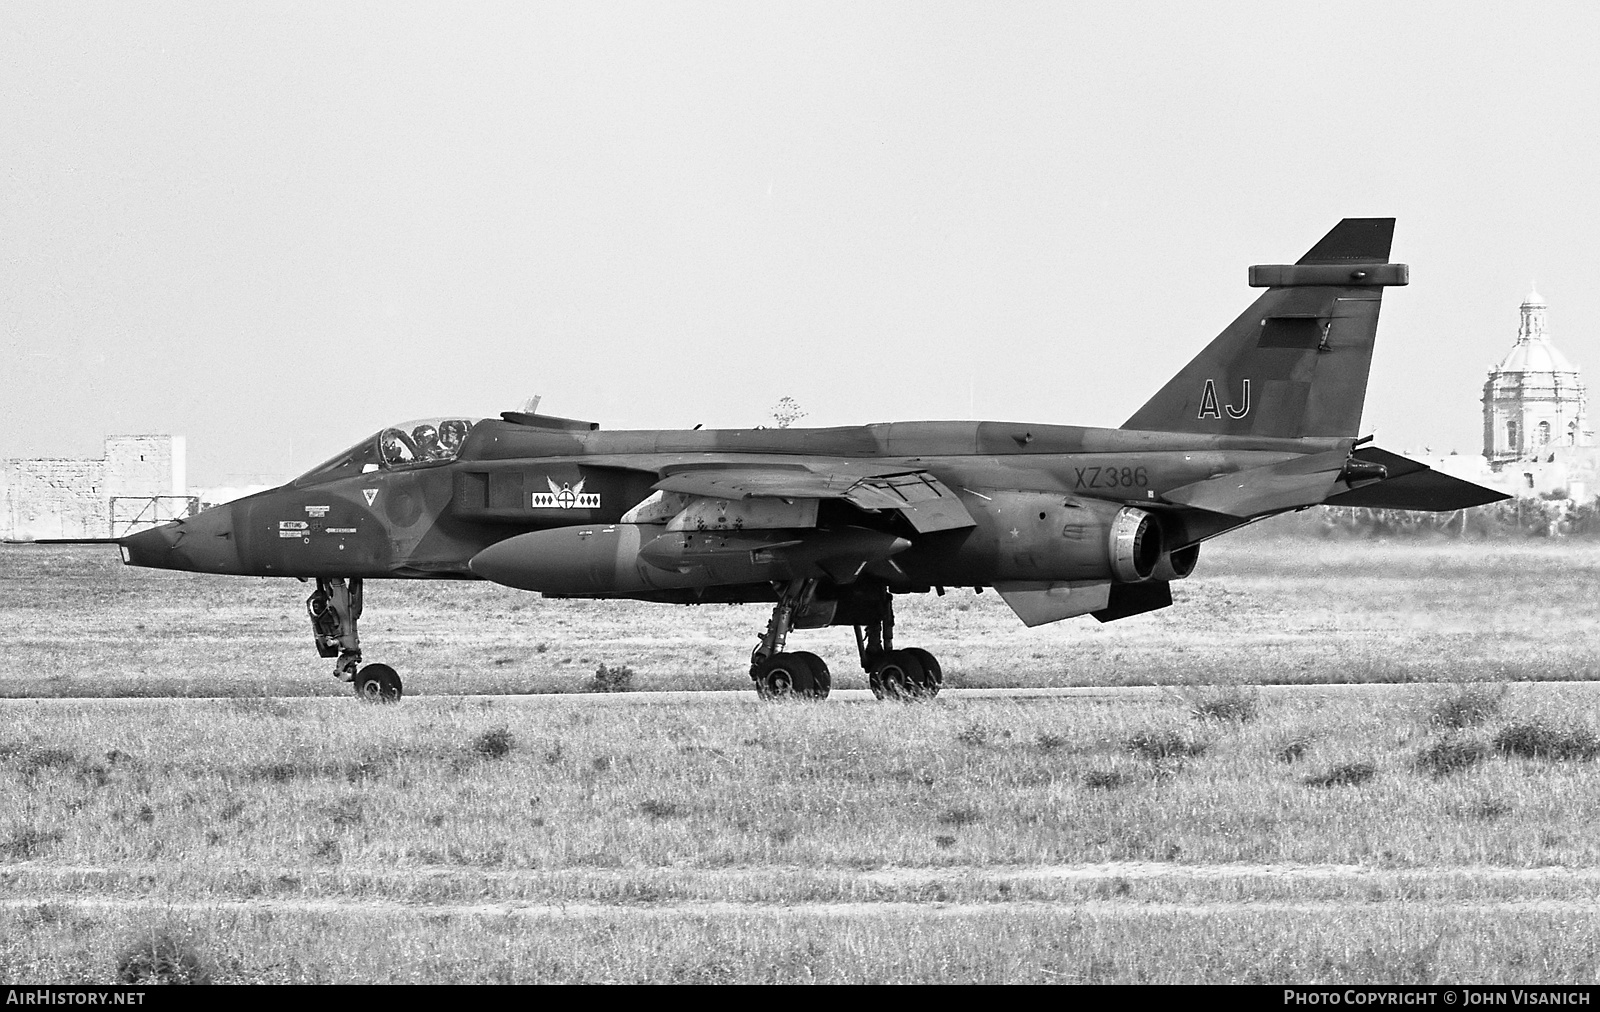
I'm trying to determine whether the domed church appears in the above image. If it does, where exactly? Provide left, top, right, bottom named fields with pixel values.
left=1482, top=288, right=1591, bottom=464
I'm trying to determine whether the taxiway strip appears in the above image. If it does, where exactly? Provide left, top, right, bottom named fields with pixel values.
left=5, top=681, right=1600, bottom=706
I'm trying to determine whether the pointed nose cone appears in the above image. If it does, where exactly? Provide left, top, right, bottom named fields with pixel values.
left=120, top=505, right=244, bottom=574
left=120, top=522, right=184, bottom=570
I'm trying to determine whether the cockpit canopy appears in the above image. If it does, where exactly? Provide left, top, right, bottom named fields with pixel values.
left=296, top=418, right=481, bottom=485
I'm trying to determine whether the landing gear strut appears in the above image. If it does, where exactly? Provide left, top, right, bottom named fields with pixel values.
left=307, top=577, right=402, bottom=702
left=749, top=579, right=831, bottom=699
left=851, top=583, right=942, bottom=700
left=745, top=580, right=942, bottom=701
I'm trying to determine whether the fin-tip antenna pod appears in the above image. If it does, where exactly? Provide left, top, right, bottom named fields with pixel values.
left=1296, top=217, right=1395, bottom=265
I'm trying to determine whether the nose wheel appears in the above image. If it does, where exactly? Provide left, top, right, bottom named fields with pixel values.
left=353, top=663, right=403, bottom=702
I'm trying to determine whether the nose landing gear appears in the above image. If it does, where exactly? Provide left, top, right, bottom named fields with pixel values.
left=306, top=577, right=403, bottom=701
left=307, top=577, right=363, bottom=678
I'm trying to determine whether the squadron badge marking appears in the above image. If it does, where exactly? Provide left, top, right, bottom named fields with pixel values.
left=532, top=477, right=601, bottom=509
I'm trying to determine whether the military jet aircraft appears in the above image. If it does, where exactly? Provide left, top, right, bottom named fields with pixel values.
left=65, top=218, right=1510, bottom=701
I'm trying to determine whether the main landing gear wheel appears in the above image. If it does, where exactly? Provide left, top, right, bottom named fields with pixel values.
left=852, top=584, right=942, bottom=701
left=753, top=652, right=829, bottom=700
left=903, top=647, right=943, bottom=698
left=354, top=663, right=402, bottom=703
left=750, top=579, right=831, bottom=701
left=869, top=649, right=925, bottom=701
left=790, top=651, right=831, bottom=698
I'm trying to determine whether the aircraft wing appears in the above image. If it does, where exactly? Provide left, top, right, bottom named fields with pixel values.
left=1162, top=446, right=1508, bottom=518
left=653, top=464, right=977, bottom=533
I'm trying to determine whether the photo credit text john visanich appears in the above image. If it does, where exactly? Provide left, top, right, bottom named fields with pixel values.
left=1284, top=990, right=1592, bottom=1006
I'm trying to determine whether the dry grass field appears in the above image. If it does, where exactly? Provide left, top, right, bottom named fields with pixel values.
left=7, top=686, right=1600, bottom=982
left=4, top=535, right=1600, bottom=982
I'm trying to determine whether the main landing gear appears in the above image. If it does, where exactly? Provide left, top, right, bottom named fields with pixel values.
left=750, top=580, right=832, bottom=699
left=749, top=580, right=942, bottom=702
left=850, top=582, right=942, bottom=701
left=307, top=577, right=402, bottom=702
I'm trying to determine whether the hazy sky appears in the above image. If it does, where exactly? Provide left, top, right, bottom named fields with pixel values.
left=4, top=2, right=1597, bottom=486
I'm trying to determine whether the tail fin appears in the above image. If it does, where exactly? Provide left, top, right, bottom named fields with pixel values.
left=1122, top=218, right=1408, bottom=438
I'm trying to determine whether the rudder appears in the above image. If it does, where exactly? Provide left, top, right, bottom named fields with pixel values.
left=1121, top=218, right=1407, bottom=439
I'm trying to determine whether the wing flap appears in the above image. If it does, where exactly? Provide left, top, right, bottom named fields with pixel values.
left=843, top=472, right=975, bottom=533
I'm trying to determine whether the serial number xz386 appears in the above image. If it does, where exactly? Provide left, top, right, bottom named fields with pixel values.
left=1073, top=465, right=1149, bottom=490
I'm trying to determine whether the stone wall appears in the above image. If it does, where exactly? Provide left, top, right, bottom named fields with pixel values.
left=1, top=435, right=185, bottom=540
left=1, top=458, right=109, bottom=539
left=105, top=435, right=183, bottom=497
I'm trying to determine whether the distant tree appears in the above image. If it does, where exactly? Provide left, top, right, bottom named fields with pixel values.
left=771, top=397, right=807, bottom=429
left=1316, top=500, right=1600, bottom=540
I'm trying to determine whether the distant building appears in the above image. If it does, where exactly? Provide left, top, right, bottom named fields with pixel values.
left=0, top=435, right=194, bottom=540
left=1482, top=288, right=1591, bottom=463
left=1467, top=289, right=1599, bottom=502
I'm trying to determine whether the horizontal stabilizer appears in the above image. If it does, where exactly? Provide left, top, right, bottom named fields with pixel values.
left=1324, top=449, right=1510, bottom=511
left=2, top=537, right=123, bottom=545
left=1163, top=446, right=1509, bottom=518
